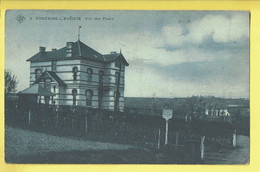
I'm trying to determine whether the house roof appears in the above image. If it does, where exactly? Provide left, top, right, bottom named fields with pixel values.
left=27, top=40, right=129, bottom=66
left=18, top=84, right=55, bottom=96
left=103, top=53, right=129, bottom=66
left=103, top=53, right=121, bottom=61
left=34, top=71, right=66, bottom=87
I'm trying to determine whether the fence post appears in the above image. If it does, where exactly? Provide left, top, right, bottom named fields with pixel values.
left=157, top=128, right=161, bottom=149
left=72, top=119, right=74, bottom=135
left=63, top=117, right=66, bottom=132
left=233, top=129, right=237, bottom=147
left=175, top=131, right=179, bottom=149
left=200, top=136, right=205, bottom=160
left=28, top=109, right=32, bottom=126
left=55, top=113, right=59, bottom=133
left=85, top=116, right=88, bottom=134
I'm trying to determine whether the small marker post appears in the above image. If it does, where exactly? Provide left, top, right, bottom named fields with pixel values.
left=162, top=109, right=173, bottom=146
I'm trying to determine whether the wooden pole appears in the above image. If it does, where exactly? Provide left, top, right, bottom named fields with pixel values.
left=72, top=119, right=74, bottom=134
left=114, top=61, right=122, bottom=111
left=200, top=136, right=205, bottom=160
left=165, top=120, right=169, bottom=145
left=175, top=131, right=179, bottom=149
left=28, top=109, right=32, bottom=126
left=233, top=129, right=237, bottom=147
left=158, top=128, right=161, bottom=149
left=55, top=113, right=59, bottom=132
left=85, top=116, right=88, bottom=134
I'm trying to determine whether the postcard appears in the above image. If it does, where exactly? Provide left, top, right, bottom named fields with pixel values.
left=4, top=10, right=249, bottom=164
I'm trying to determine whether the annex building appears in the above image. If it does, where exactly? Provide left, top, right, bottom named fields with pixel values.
left=25, top=39, right=129, bottom=111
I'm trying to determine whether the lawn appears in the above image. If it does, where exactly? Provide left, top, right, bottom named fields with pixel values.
left=5, top=126, right=140, bottom=163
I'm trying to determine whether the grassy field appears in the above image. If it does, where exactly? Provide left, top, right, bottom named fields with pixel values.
left=5, top=126, right=143, bottom=163
left=5, top=125, right=249, bottom=164
left=5, top=126, right=193, bottom=164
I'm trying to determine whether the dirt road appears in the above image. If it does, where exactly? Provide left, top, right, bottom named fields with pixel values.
left=204, top=135, right=249, bottom=164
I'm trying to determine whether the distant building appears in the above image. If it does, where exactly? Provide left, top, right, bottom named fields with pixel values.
left=226, top=105, right=249, bottom=117
left=26, top=39, right=129, bottom=111
left=205, top=108, right=230, bottom=117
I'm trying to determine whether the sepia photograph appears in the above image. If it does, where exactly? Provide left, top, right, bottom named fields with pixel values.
left=4, top=10, right=249, bottom=164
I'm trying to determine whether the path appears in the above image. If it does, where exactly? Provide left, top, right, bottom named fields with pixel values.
left=204, top=135, right=249, bottom=164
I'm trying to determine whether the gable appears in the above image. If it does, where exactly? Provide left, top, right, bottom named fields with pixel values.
left=34, top=71, right=66, bottom=87
left=103, top=53, right=129, bottom=66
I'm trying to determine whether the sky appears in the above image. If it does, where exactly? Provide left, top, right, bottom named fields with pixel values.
left=5, top=10, right=249, bottom=98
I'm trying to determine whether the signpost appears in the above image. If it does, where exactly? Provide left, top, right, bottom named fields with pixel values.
left=162, top=109, right=173, bottom=145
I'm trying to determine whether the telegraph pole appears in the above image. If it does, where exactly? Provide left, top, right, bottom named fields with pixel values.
left=114, top=54, right=122, bottom=112
left=78, top=26, right=81, bottom=40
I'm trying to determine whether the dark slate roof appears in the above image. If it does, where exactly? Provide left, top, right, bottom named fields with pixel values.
left=103, top=53, right=121, bottom=61
left=34, top=71, right=66, bottom=87
left=18, top=84, right=55, bottom=96
left=27, top=40, right=129, bottom=66
left=103, top=53, right=129, bottom=66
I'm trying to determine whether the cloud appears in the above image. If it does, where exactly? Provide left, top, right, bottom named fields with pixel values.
left=92, top=13, right=249, bottom=67
left=125, top=62, right=249, bottom=98
left=5, top=10, right=249, bottom=98
left=162, top=14, right=249, bottom=47
left=93, top=32, right=217, bottom=66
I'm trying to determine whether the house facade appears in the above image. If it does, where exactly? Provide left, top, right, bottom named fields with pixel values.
left=27, top=40, right=129, bottom=111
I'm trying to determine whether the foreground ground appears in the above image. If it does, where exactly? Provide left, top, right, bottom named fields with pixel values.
left=204, top=135, right=249, bottom=164
left=5, top=126, right=140, bottom=163
left=5, top=126, right=249, bottom=164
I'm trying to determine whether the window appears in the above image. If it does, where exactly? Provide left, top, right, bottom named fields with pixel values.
left=114, top=91, right=120, bottom=99
left=114, top=91, right=120, bottom=110
left=35, top=69, right=42, bottom=79
left=72, top=89, right=77, bottom=106
left=115, top=71, right=119, bottom=84
left=87, top=68, right=93, bottom=82
left=98, top=90, right=103, bottom=108
left=38, top=96, right=41, bottom=104
left=44, top=78, right=51, bottom=91
left=44, top=96, right=50, bottom=105
left=72, top=67, right=78, bottom=81
left=85, top=90, right=93, bottom=106
left=53, top=85, right=56, bottom=93
left=99, top=70, right=104, bottom=85
left=115, top=61, right=121, bottom=68
left=52, top=61, right=57, bottom=71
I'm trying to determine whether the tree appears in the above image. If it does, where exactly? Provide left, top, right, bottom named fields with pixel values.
left=184, top=96, right=206, bottom=119
left=5, top=69, right=18, bottom=93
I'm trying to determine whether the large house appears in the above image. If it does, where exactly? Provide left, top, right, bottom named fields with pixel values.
left=26, top=39, right=129, bottom=111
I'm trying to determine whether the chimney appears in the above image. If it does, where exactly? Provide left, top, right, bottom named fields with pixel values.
left=52, top=48, right=57, bottom=51
left=39, top=46, right=46, bottom=53
left=66, top=42, right=73, bottom=57
left=110, top=51, right=117, bottom=54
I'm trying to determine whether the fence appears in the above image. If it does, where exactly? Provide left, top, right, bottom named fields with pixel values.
left=5, top=99, right=236, bottom=163
left=5, top=101, right=164, bottom=147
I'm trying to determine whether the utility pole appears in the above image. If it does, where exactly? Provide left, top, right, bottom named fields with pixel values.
left=78, top=26, right=81, bottom=40
left=114, top=55, right=122, bottom=112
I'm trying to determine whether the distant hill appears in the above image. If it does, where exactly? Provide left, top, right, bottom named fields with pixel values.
left=125, top=96, right=249, bottom=110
